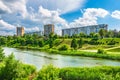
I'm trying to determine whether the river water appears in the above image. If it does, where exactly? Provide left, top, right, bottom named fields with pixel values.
left=3, top=47, right=120, bottom=69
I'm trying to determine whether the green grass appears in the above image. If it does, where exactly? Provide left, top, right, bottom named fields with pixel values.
left=59, top=66, right=120, bottom=80
left=107, top=48, right=120, bottom=52
left=35, top=65, right=120, bottom=80
left=16, top=46, right=120, bottom=61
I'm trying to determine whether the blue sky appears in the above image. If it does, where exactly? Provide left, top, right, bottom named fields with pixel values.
left=0, top=0, right=120, bottom=35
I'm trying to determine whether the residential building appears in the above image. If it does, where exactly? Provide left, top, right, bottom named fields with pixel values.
left=44, top=24, right=54, bottom=36
left=62, top=24, right=108, bottom=36
left=16, top=27, right=24, bottom=36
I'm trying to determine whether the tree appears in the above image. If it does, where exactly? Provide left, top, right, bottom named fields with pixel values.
left=106, top=30, right=114, bottom=38
left=0, top=37, right=6, bottom=46
left=90, top=32, right=95, bottom=38
left=78, top=38, right=83, bottom=48
left=38, top=40, right=44, bottom=47
left=93, top=33, right=100, bottom=40
left=79, top=32, right=86, bottom=38
left=72, top=34, right=79, bottom=38
left=58, top=44, right=69, bottom=51
left=71, top=38, right=77, bottom=49
left=99, top=29, right=106, bottom=38
left=49, top=39, right=54, bottom=48
left=1, top=54, right=22, bottom=80
left=0, top=47, right=5, bottom=61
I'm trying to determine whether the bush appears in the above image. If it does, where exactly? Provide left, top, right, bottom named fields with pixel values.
left=59, top=66, right=120, bottom=80
left=97, top=49, right=107, bottom=54
left=58, top=44, right=69, bottom=51
left=0, top=53, right=36, bottom=80
left=35, top=64, right=60, bottom=80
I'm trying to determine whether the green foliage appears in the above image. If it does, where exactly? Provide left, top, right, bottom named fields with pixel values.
left=58, top=44, right=69, bottom=51
left=48, top=33, right=58, bottom=48
left=49, top=39, right=54, bottom=48
left=71, top=38, right=77, bottom=49
left=0, top=47, right=5, bottom=61
left=59, top=66, right=120, bottom=80
left=79, top=32, right=86, bottom=38
left=35, top=64, right=60, bottom=80
left=0, top=53, right=23, bottom=80
left=0, top=37, right=6, bottom=46
left=97, top=49, right=107, bottom=54
left=93, top=33, right=100, bottom=40
left=38, top=40, right=44, bottom=47
left=107, top=48, right=120, bottom=52
left=78, top=38, right=83, bottom=48
left=0, top=53, right=36, bottom=80
left=99, top=29, right=106, bottom=38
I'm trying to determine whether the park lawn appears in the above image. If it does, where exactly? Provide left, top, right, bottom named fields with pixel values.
left=107, top=47, right=120, bottom=52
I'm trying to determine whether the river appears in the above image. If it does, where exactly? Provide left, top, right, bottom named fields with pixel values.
left=3, top=47, right=120, bottom=69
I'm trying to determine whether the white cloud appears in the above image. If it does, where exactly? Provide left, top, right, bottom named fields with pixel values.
left=0, top=0, right=28, bottom=18
left=0, top=31, right=14, bottom=36
left=111, top=10, right=120, bottom=19
left=29, top=6, right=67, bottom=24
left=69, top=8, right=109, bottom=27
left=0, top=19, right=15, bottom=35
left=27, top=0, right=86, bottom=14
left=25, top=26, right=40, bottom=32
left=27, top=6, right=68, bottom=35
left=0, top=19, right=15, bottom=30
left=0, top=1, right=11, bottom=14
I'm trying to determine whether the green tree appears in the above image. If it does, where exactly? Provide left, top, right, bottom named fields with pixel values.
left=93, top=33, right=100, bottom=40
left=78, top=38, right=83, bottom=48
left=99, top=29, right=106, bottom=38
left=106, top=30, right=114, bottom=38
left=35, top=65, right=60, bottom=80
left=38, top=40, right=44, bottom=47
left=0, top=47, right=5, bottom=62
left=1, top=54, right=22, bottom=80
left=71, top=38, right=77, bottom=49
left=49, top=39, right=54, bottom=48
left=90, top=32, right=95, bottom=38
left=58, top=44, right=69, bottom=51
left=79, top=32, right=86, bottom=38
left=0, top=37, right=6, bottom=46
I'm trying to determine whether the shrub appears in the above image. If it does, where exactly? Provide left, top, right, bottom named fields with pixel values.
left=58, top=44, right=69, bottom=51
left=38, top=40, right=44, bottom=47
left=35, top=64, right=60, bottom=80
left=97, top=49, right=107, bottom=54
left=59, top=66, right=120, bottom=80
left=0, top=47, right=5, bottom=62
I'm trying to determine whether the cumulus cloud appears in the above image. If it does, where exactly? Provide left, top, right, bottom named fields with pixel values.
left=25, top=26, right=40, bottom=32
left=111, top=10, right=120, bottom=19
left=0, top=19, right=15, bottom=30
left=0, top=0, right=111, bottom=36
left=27, top=0, right=86, bottom=14
left=0, top=1, right=11, bottom=14
left=69, top=8, right=109, bottom=27
left=27, top=6, right=69, bottom=35
left=29, top=6, right=67, bottom=24
left=0, top=0, right=28, bottom=18
left=0, top=19, right=16, bottom=35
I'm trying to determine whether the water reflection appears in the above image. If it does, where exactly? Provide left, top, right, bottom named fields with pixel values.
left=3, top=47, right=120, bottom=70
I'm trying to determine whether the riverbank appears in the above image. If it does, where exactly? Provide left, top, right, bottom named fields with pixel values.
left=1, top=47, right=120, bottom=80
left=15, top=46, right=120, bottom=61
left=35, top=65, right=120, bottom=80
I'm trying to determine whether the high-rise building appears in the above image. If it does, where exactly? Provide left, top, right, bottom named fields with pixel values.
left=62, top=24, right=108, bottom=36
left=44, top=24, right=54, bottom=36
left=16, top=27, right=24, bottom=36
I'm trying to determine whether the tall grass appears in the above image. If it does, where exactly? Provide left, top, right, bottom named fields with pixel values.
left=35, top=65, right=120, bottom=80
